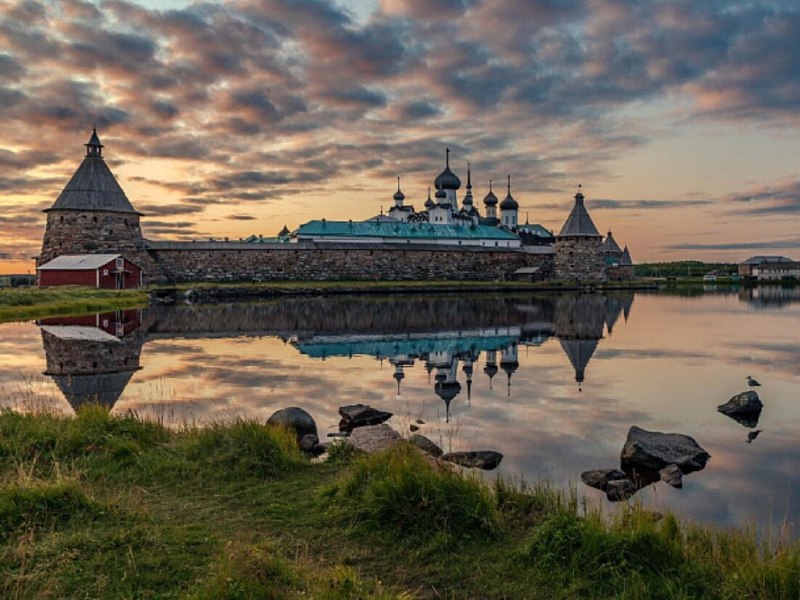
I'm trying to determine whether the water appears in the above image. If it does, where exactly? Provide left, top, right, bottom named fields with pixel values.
left=1, top=287, right=799, bottom=534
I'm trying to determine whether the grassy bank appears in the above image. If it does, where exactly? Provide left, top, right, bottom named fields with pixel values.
left=1, top=408, right=798, bottom=599
left=0, top=287, right=148, bottom=323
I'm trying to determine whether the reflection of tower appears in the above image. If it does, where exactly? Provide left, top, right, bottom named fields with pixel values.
left=39, top=310, right=146, bottom=411
left=483, top=349, right=498, bottom=390
left=432, top=355, right=461, bottom=422
left=554, top=294, right=605, bottom=390
left=389, top=357, right=414, bottom=395
left=619, top=292, right=634, bottom=322
left=460, top=350, right=478, bottom=403
left=604, top=296, right=623, bottom=335
left=500, top=342, right=519, bottom=396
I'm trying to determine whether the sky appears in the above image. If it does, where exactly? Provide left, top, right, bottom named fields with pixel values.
left=1, top=0, right=800, bottom=273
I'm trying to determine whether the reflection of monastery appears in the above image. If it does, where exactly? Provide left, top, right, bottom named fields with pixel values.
left=37, top=130, right=633, bottom=284
left=38, top=294, right=634, bottom=419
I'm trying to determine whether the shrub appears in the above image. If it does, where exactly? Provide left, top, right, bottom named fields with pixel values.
left=182, top=421, right=303, bottom=480
left=325, top=443, right=499, bottom=540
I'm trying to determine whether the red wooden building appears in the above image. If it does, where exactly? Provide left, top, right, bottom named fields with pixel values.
left=37, top=254, right=143, bottom=289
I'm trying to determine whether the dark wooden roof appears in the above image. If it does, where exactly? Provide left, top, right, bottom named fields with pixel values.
left=558, top=192, right=600, bottom=237
left=46, top=154, right=141, bottom=215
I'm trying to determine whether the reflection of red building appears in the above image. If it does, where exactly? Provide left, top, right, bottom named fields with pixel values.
left=39, top=309, right=143, bottom=338
left=37, top=254, right=142, bottom=289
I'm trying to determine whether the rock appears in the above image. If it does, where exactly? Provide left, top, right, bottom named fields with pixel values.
left=621, top=426, right=710, bottom=474
left=415, top=419, right=426, bottom=425
left=347, top=424, right=402, bottom=454
left=409, top=424, right=420, bottom=432
left=338, top=404, right=393, bottom=431
left=409, top=434, right=443, bottom=457
left=659, top=463, right=683, bottom=488
left=267, top=407, right=317, bottom=439
left=315, top=441, right=332, bottom=453
left=327, top=432, right=350, bottom=438
left=606, top=478, right=637, bottom=501
left=580, top=468, right=629, bottom=491
left=441, top=450, right=503, bottom=470
left=299, top=434, right=320, bottom=453
left=718, top=392, right=763, bottom=428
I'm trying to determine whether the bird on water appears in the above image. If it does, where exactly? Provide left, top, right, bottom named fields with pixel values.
left=746, top=376, right=761, bottom=388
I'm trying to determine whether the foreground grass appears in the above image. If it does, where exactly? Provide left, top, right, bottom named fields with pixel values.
left=0, top=287, right=148, bottom=323
left=1, top=408, right=798, bottom=599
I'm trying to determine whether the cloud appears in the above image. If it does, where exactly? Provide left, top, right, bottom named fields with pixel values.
left=2, top=0, right=800, bottom=266
left=668, top=237, right=800, bottom=252
left=591, top=198, right=714, bottom=210
left=720, top=179, right=800, bottom=216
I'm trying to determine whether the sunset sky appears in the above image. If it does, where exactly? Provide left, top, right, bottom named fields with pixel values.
left=1, top=0, right=799, bottom=273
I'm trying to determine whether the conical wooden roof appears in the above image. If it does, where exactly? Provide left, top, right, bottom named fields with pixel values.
left=45, top=130, right=140, bottom=215
left=559, top=190, right=600, bottom=237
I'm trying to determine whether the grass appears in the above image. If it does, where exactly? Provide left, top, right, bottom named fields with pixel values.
left=0, top=287, right=147, bottom=323
left=0, top=407, right=798, bottom=599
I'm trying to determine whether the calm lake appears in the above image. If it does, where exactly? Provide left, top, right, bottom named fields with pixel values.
left=1, top=287, right=799, bottom=534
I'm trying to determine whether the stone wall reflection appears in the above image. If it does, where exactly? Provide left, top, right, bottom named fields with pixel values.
left=39, top=293, right=635, bottom=413
left=39, top=310, right=148, bottom=411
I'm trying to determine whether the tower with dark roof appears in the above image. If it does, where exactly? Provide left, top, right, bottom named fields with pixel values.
left=554, top=186, right=606, bottom=282
left=39, top=129, right=147, bottom=267
left=500, top=175, right=519, bottom=228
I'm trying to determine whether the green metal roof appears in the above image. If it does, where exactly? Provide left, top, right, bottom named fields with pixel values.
left=517, top=223, right=553, bottom=237
left=296, top=219, right=519, bottom=240
left=295, top=334, right=519, bottom=359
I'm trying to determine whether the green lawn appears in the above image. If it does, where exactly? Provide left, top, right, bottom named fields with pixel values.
left=0, top=287, right=148, bottom=323
left=1, top=408, right=797, bottom=599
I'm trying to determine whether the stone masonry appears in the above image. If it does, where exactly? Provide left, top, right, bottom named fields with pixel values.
left=554, top=236, right=606, bottom=283
left=146, top=242, right=554, bottom=284
left=40, top=210, right=150, bottom=268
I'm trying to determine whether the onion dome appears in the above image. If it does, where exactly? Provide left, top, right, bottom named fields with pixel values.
left=433, top=148, right=461, bottom=191
left=424, top=187, right=435, bottom=209
left=434, top=186, right=447, bottom=201
left=46, top=128, right=141, bottom=215
left=483, top=179, right=498, bottom=206
left=393, top=176, right=405, bottom=202
left=499, top=175, right=519, bottom=210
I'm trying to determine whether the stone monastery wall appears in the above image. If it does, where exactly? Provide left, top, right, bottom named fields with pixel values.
left=146, top=242, right=554, bottom=284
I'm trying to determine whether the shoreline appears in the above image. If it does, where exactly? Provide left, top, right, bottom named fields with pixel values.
left=0, top=407, right=797, bottom=599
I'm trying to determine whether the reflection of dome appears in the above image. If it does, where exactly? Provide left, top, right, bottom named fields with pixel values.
left=435, top=380, right=462, bottom=423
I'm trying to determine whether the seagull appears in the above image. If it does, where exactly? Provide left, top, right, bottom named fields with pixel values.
left=746, top=376, right=761, bottom=388
left=746, top=429, right=762, bottom=444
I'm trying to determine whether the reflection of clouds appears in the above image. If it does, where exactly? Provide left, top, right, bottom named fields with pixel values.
left=3, top=292, right=800, bottom=533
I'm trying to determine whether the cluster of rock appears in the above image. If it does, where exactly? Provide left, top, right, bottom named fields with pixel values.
left=266, top=403, right=503, bottom=470
left=581, top=426, right=710, bottom=501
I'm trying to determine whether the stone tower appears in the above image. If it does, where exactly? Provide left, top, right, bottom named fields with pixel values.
left=39, top=129, right=147, bottom=266
left=554, top=187, right=605, bottom=282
